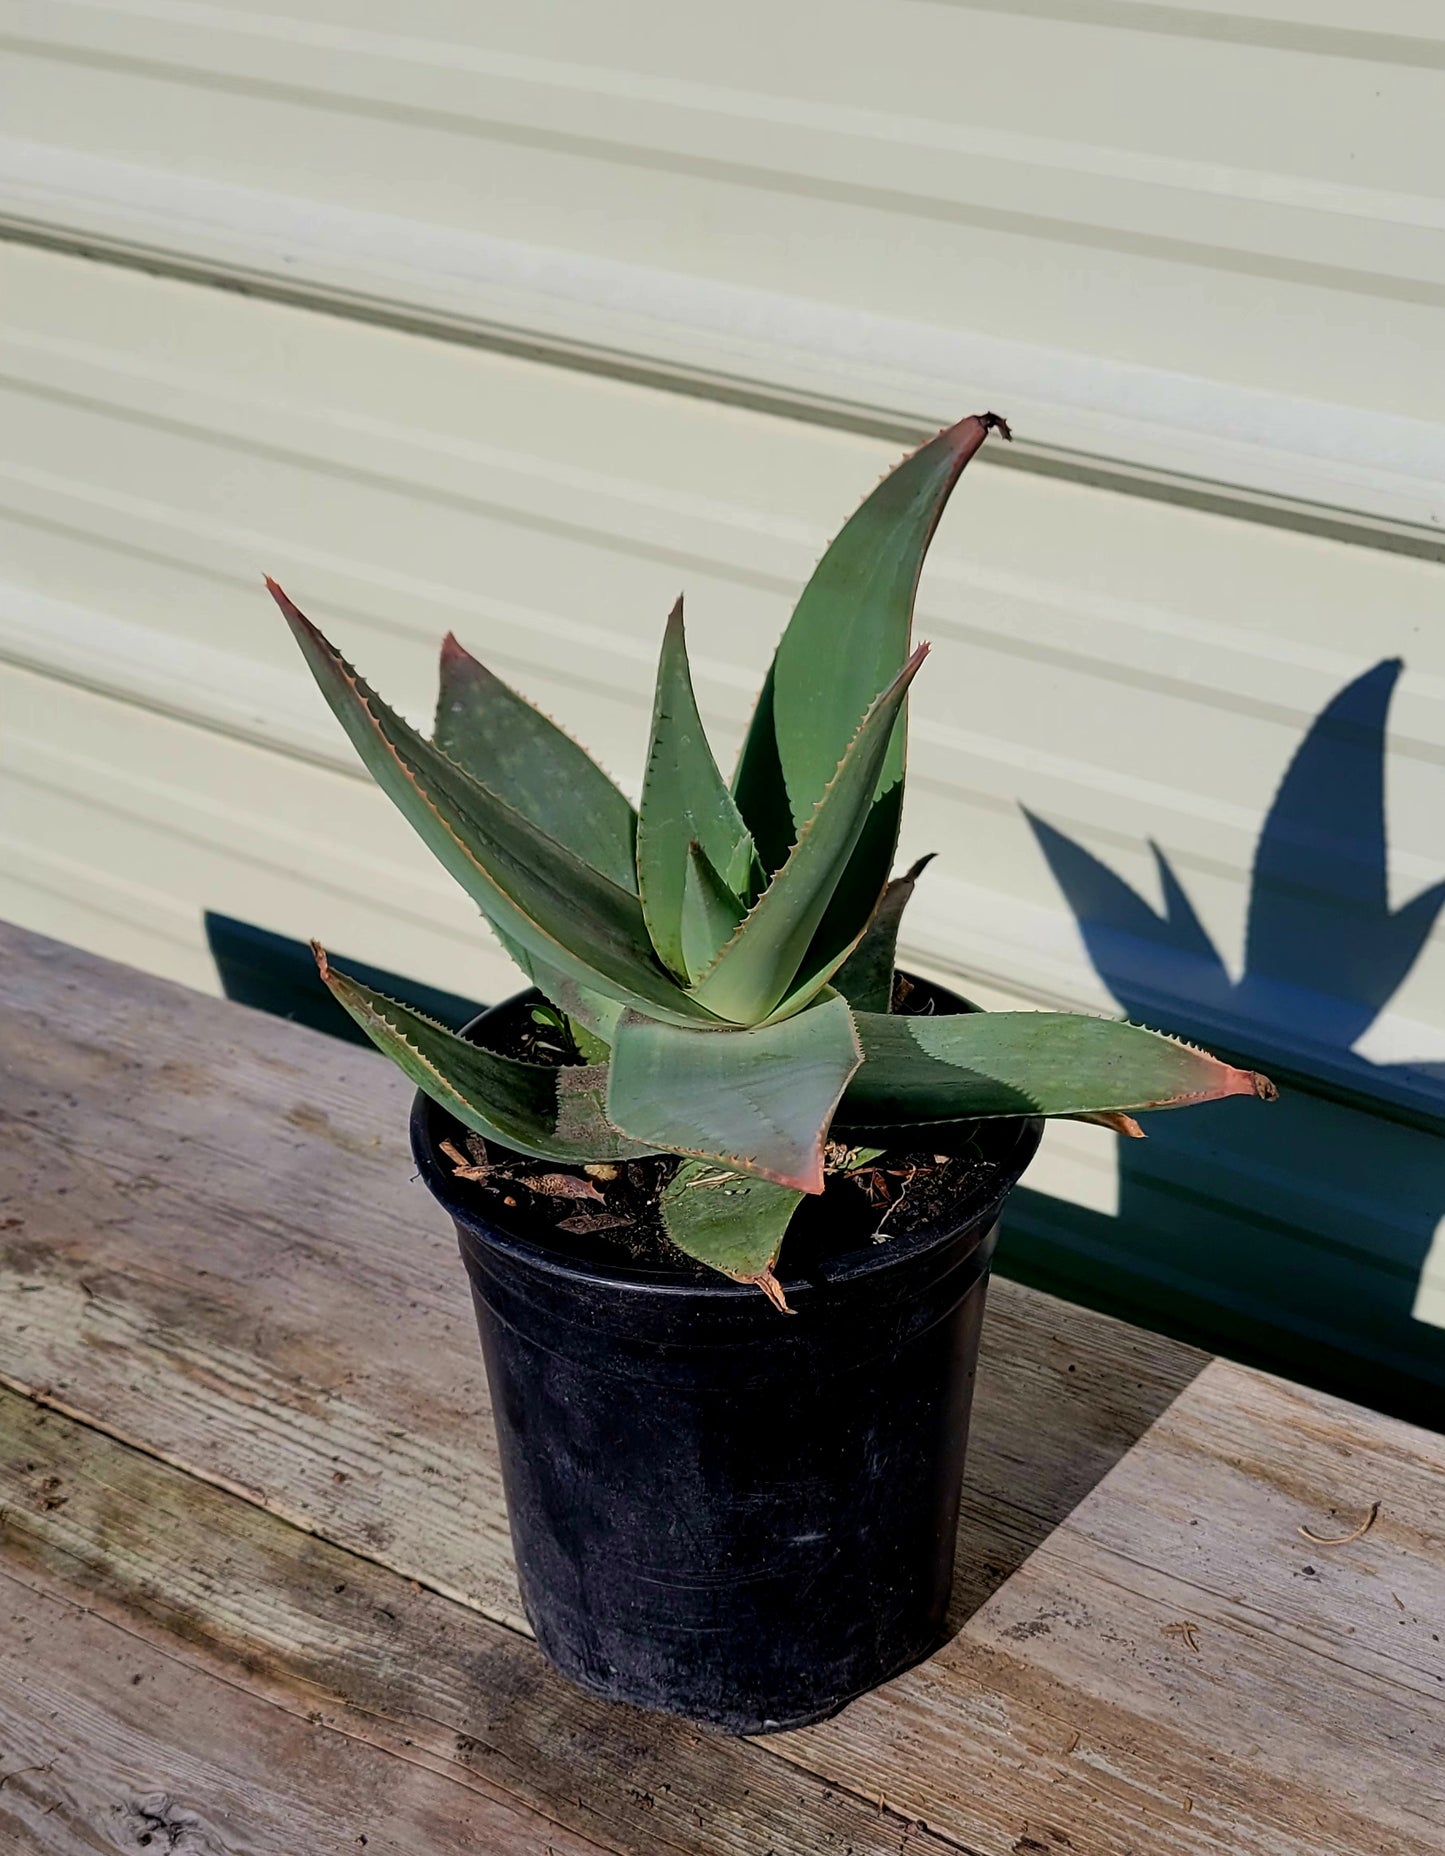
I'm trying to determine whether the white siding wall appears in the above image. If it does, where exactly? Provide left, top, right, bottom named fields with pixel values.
left=2, top=5, right=1442, bottom=1399
left=2, top=1, right=1442, bottom=530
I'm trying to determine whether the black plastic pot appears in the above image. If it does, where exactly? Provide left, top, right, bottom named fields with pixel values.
left=411, top=982, right=1041, bottom=1734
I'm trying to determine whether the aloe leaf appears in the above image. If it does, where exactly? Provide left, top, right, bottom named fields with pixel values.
left=314, top=948, right=656, bottom=1161
left=831, top=854, right=935, bottom=1013
left=637, top=598, right=759, bottom=976
left=838, top=1010, right=1277, bottom=1129
left=660, top=1161, right=801, bottom=1308
left=607, top=990, right=862, bottom=1191
left=679, top=841, right=745, bottom=982
left=435, top=632, right=638, bottom=892
left=734, top=413, right=1004, bottom=871
left=689, top=647, right=929, bottom=1025
left=271, top=582, right=713, bottom=1027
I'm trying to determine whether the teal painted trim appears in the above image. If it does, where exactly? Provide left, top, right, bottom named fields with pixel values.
left=998, top=1099, right=1445, bottom=1436
left=204, top=913, right=485, bottom=1046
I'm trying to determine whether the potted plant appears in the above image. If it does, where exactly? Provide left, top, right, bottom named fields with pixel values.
left=271, top=411, right=1273, bottom=1733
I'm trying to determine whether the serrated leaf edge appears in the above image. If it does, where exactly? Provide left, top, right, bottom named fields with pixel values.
left=313, top=944, right=637, bottom=1159
left=315, top=942, right=554, bottom=1075
left=272, top=582, right=706, bottom=1021
left=841, top=1008, right=1277, bottom=1124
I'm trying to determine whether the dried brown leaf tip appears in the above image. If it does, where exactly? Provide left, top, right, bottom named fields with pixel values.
left=1077, top=1110, right=1146, bottom=1139
left=752, top=1266, right=793, bottom=1315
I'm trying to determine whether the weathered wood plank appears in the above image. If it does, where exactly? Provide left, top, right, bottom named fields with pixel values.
left=6, top=1307, right=1439, bottom=1856
left=0, top=1444, right=607, bottom=1855
left=0, top=1388, right=967, bottom=1856
left=1067, top=1366, right=1444, bottom=1697
left=5, top=922, right=1443, bottom=1856
left=0, top=1578, right=608, bottom=1856
left=769, top=1359, right=1445, bottom=1856
left=0, top=920, right=1204, bottom=1634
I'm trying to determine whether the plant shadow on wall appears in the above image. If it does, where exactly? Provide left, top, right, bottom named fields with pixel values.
left=1012, top=659, right=1445, bottom=1429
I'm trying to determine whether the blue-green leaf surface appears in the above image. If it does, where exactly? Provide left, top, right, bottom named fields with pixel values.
left=839, top=1010, right=1276, bottom=1127
left=660, top=1161, right=802, bottom=1303
left=733, top=413, right=1003, bottom=870
left=608, top=990, right=862, bottom=1191
left=679, top=841, right=746, bottom=983
left=831, top=854, right=934, bottom=1013
left=434, top=632, right=638, bottom=892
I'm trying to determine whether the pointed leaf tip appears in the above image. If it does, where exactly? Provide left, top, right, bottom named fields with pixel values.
left=1154, top=1030, right=1276, bottom=1104
left=637, top=596, right=758, bottom=977
left=1070, top=1109, right=1147, bottom=1139
left=315, top=958, right=655, bottom=1162
left=832, top=850, right=937, bottom=1013
left=734, top=412, right=992, bottom=874
left=267, top=577, right=309, bottom=628
left=274, top=589, right=700, bottom=1020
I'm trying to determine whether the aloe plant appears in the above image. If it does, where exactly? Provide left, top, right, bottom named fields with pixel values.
left=272, top=412, right=1273, bottom=1305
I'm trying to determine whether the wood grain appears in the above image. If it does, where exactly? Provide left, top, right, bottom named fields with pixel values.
left=770, top=1360, right=1445, bottom=1856
left=3, top=921, right=1443, bottom=1856
left=0, top=1428, right=607, bottom=1855
left=0, top=1388, right=965, bottom=1856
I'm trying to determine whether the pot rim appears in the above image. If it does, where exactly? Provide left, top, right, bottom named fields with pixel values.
left=410, top=980, right=1042, bottom=1303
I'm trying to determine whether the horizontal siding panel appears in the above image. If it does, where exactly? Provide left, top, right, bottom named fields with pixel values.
left=1, top=1, right=1441, bottom=527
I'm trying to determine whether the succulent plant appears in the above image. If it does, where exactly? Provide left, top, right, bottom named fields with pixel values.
left=272, top=412, right=1273, bottom=1305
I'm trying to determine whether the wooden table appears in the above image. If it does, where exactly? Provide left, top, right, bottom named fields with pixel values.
left=1, top=922, right=1440, bottom=1856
